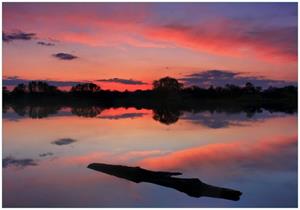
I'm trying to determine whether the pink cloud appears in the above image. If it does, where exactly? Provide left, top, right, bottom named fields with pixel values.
left=141, top=19, right=297, bottom=63
left=3, top=3, right=297, bottom=63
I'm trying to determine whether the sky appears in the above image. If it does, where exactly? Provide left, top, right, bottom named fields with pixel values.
left=2, top=2, right=298, bottom=91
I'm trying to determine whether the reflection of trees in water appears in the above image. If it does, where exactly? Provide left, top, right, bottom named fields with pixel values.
left=2, top=104, right=9, bottom=114
left=71, top=106, right=103, bottom=118
left=10, top=104, right=60, bottom=118
left=6, top=104, right=103, bottom=119
left=28, top=106, right=60, bottom=118
left=153, top=107, right=182, bottom=125
left=244, top=107, right=263, bottom=118
left=4, top=101, right=294, bottom=126
left=10, top=104, right=27, bottom=116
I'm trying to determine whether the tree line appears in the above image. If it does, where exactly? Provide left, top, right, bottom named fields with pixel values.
left=3, top=77, right=297, bottom=125
left=3, top=76, right=297, bottom=99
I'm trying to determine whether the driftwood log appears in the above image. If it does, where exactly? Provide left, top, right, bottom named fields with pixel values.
left=88, top=163, right=242, bottom=201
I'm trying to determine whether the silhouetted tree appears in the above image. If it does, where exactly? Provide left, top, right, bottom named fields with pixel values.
left=12, top=83, right=27, bottom=94
left=243, top=82, right=261, bottom=94
left=153, top=77, right=183, bottom=92
left=28, top=81, right=37, bottom=93
left=71, top=83, right=101, bottom=93
left=263, top=85, right=297, bottom=99
left=28, top=81, right=59, bottom=93
left=3, top=86, right=9, bottom=96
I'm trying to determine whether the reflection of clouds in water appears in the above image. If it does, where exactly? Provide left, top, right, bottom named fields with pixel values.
left=182, top=110, right=288, bottom=128
left=139, top=136, right=297, bottom=178
left=98, top=113, right=146, bottom=120
left=3, top=135, right=297, bottom=207
left=52, top=138, right=77, bottom=146
left=3, top=156, right=38, bottom=168
left=39, top=152, right=54, bottom=157
left=52, top=135, right=297, bottom=176
left=57, top=150, right=167, bottom=166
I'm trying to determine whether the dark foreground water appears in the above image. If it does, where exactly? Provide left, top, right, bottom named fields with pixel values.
left=3, top=106, right=298, bottom=207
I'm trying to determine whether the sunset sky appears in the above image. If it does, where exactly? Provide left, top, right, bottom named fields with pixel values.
left=3, top=2, right=298, bottom=91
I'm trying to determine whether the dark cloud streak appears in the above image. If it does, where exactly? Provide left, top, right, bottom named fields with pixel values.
left=3, top=76, right=84, bottom=87
left=180, top=70, right=297, bottom=89
left=53, top=53, right=78, bottom=60
left=3, top=31, right=36, bottom=42
left=37, top=41, right=55, bottom=46
left=96, top=78, right=147, bottom=85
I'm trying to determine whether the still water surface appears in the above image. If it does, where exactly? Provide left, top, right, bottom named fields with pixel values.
left=3, top=107, right=297, bottom=207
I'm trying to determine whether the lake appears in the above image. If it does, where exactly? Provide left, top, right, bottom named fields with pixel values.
left=3, top=106, right=298, bottom=207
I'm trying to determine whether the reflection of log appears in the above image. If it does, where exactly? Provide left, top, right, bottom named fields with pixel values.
left=88, top=163, right=242, bottom=201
